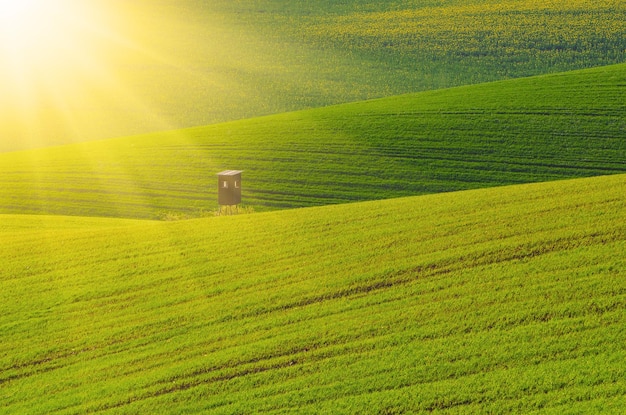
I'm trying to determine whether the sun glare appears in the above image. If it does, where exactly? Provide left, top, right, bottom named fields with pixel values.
left=1, top=0, right=93, bottom=85
left=0, top=0, right=155, bottom=149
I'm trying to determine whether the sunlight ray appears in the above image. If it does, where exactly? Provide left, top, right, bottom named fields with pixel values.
left=0, top=0, right=181, bottom=151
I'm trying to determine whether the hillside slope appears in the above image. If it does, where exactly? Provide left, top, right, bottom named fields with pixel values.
left=1, top=174, right=624, bottom=413
left=2, top=0, right=625, bottom=151
left=1, top=64, right=624, bottom=219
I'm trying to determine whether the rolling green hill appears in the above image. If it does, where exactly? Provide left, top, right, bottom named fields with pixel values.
left=1, top=174, right=624, bottom=414
left=1, top=64, right=624, bottom=219
left=2, top=0, right=625, bottom=151
left=3, top=3, right=625, bottom=414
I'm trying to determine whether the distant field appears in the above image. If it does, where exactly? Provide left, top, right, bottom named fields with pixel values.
left=2, top=0, right=625, bottom=151
left=306, top=0, right=626, bottom=78
left=0, top=64, right=624, bottom=219
left=1, top=174, right=624, bottom=413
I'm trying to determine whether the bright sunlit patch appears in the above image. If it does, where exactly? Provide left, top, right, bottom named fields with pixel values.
left=0, top=0, right=160, bottom=150
left=0, top=0, right=96, bottom=86
left=0, top=0, right=106, bottom=134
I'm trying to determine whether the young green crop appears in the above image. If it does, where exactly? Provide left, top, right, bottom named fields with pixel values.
left=0, top=64, right=624, bottom=219
left=1, top=174, right=625, bottom=413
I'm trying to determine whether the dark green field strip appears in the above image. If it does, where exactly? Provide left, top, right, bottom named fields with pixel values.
left=1, top=64, right=624, bottom=219
left=0, top=174, right=624, bottom=413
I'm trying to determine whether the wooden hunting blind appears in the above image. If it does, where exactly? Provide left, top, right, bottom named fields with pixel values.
left=217, top=170, right=242, bottom=206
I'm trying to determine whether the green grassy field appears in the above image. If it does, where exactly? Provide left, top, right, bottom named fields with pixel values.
left=1, top=174, right=624, bottom=414
left=2, top=2, right=625, bottom=412
left=2, top=0, right=625, bottom=151
left=1, top=63, right=624, bottom=219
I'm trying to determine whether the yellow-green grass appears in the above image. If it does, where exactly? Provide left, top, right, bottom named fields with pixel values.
left=1, top=174, right=624, bottom=413
left=1, top=64, right=625, bottom=219
left=3, top=0, right=626, bottom=152
left=308, top=0, right=626, bottom=68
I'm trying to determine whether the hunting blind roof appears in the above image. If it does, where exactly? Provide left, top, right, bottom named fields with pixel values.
left=217, top=170, right=243, bottom=176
